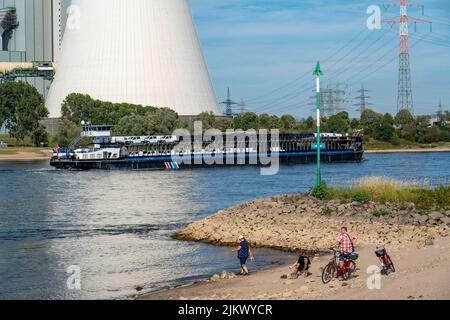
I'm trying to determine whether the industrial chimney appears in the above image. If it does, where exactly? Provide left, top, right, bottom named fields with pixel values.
left=46, top=0, right=219, bottom=118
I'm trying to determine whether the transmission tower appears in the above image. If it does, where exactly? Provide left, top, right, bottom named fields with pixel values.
left=220, top=87, right=237, bottom=117
left=237, top=98, right=248, bottom=115
left=437, top=99, right=444, bottom=123
left=353, top=84, right=373, bottom=115
left=309, top=82, right=350, bottom=117
left=383, top=0, right=432, bottom=115
left=333, top=82, right=349, bottom=114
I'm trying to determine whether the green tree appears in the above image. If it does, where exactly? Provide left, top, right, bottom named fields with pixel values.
left=233, top=112, right=259, bottom=131
left=114, top=108, right=186, bottom=136
left=32, top=125, right=49, bottom=147
left=280, top=114, right=297, bottom=131
left=374, top=118, right=395, bottom=142
left=0, top=81, right=48, bottom=142
left=146, top=108, right=186, bottom=135
left=360, top=108, right=383, bottom=137
left=114, top=114, right=151, bottom=136
left=350, top=118, right=361, bottom=130
left=327, top=112, right=350, bottom=133
left=395, top=109, right=414, bottom=127
left=382, top=113, right=394, bottom=125
left=61, top=93, right=155, bottom=126
left=194, top=112, right=217, bottom=131
left=258, top=113, right=280, bottom=129
left=215, top=117, right=234, bottom=132
left=55, top=119, right=82, bottom=147
left=421, top=126, right=440, bottom=144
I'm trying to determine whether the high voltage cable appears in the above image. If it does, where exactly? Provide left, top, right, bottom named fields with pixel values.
left=247, top=24, right=444, bottom=115
left=323, top=32, right=398, bottom=81
left=248, top=29, right=387, bottom=110
left=423, top=14, right=450, bottom=25
left=408, top=33, right=450, bottom=47
left=256, top=30, right=398, bottom=113
left=244, top=28, right=369, bottom=103
left=258, top=33, right=433, bottom=116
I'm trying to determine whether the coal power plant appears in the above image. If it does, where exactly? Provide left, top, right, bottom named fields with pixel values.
left=46, top=0, right=220, bottom=118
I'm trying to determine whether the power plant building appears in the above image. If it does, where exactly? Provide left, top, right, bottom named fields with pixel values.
left=0, top=0, right=70, bottom=97
left=46, top=0, right=220, bottom=118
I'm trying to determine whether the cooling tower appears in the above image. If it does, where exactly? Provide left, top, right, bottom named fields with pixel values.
left=46, top=0, right=220, bottom=118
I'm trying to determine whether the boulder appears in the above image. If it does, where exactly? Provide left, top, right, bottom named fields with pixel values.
left=428, top=212, right=444, bottom=220
left=414, top=215, right=428, bottom=224
left=440, top=216, right=450, bottom=226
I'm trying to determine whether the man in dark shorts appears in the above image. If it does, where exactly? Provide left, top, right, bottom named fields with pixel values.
left=289, top=252, right=311, bottom=278
left=232, top=235, right=254, bottom=275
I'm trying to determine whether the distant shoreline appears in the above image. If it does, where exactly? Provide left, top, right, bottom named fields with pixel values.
left=0, top=149, right=52, bottom=162
left=365, top=147, right=450, bottom=154
left=1, top=147, right=448, bottom=162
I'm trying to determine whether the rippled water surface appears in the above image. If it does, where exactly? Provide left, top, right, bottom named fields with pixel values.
left=0, top=153, right=449, bottom=299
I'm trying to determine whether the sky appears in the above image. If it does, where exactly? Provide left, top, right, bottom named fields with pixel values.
left=190, top=0, right=450, bottom=118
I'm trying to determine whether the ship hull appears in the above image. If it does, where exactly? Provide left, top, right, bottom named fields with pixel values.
left=50, top=150, right=364, bottom=171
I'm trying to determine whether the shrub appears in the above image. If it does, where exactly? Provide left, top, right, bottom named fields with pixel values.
left=433, top=186, right=450, bottom=209
left=310, top=182, right=330, bottom=200
left=351, top=192, right=370, bottom=202
left=322, top=208, right=333, bottom=216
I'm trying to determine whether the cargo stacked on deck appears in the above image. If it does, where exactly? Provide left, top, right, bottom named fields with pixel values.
left=50, top=133, right=364, bottom=171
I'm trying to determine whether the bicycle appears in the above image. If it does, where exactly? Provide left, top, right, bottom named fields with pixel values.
left=375, top=246, right=396, bottom=275
left=322, top=249, right=357, bottom=284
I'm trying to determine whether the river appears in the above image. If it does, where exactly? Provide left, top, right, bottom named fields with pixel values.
left=0, top=152, right=449, bottom=299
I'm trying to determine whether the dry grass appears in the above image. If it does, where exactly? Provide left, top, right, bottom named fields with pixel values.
left=318, top=177, right=450, bottom=211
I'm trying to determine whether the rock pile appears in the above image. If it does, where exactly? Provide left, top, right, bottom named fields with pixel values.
left=175, top=194, right=450, bottom=252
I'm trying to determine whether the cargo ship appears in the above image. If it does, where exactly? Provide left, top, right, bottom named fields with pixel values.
left=50, top=125, right=364, bottom=171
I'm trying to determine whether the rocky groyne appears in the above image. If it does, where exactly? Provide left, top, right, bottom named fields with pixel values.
left=175, top=194, right=450, bottom=252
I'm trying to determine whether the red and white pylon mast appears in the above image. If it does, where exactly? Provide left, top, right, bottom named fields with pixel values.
left=382, top=0, right=431, bottom=115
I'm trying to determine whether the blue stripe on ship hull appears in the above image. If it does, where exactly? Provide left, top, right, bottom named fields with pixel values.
left=124, top=151, right=361, bottom=162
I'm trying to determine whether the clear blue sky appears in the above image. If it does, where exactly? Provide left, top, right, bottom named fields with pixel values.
left=190, top=0, right=450, bottom=118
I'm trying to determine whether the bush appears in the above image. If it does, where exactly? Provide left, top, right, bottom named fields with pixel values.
left=310, top=182, right=330, bottom=200
left=322, top=208, right=333, bottom=216
left=351, top=192, right=370, bottom=202
left=434, top=186, right=450, bottom=209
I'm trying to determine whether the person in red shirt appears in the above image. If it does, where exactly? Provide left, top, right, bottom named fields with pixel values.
left=334, top=227, right=357, bottom=269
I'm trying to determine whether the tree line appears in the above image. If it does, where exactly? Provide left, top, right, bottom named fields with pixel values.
left=0, top=81, right=449, bottom=147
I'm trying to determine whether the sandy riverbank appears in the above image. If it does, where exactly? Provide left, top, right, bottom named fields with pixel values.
left=0, top=148, right=52, bottom=162
left=141, top=236, right=450, bottom=300
left=365, top=147, right=450, bottom=154
left=139, top=193, right=450, bottom=300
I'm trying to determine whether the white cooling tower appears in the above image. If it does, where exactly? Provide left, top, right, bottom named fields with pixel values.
left=46, top=0, right=220, bottom=118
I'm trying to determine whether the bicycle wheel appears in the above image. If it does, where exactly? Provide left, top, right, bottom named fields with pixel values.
left=386, top=255, right=396, bottom=273
left=349, top=261, right=357, bottom=274
left=322, top=263, right=336, bottom=284
left=341, top=267, right=350, bottom=281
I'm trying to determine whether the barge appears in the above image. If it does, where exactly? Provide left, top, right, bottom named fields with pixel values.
left=50, top=126, right=364, bottom=171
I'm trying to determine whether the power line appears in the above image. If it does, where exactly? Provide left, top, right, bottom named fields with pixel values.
left=244, top=28, right=370, bottom=104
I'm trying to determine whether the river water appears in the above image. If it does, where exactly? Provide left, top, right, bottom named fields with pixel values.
left=0, top=152, right=449, bottom=299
